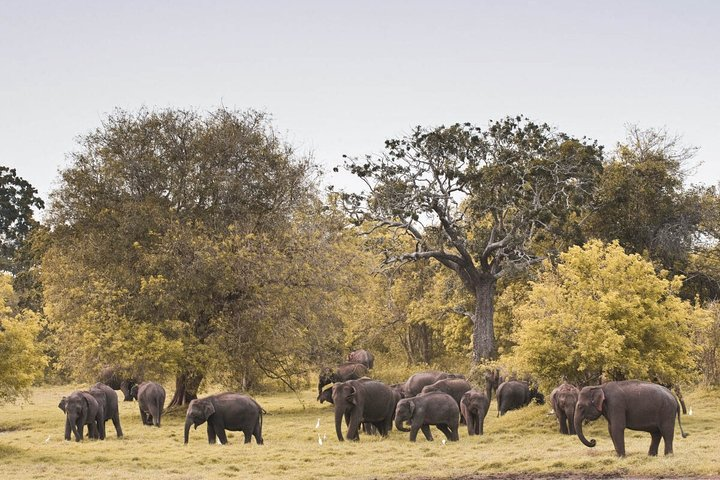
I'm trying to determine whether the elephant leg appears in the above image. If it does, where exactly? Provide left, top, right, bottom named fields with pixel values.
left=243, top=429, right=252, bottom=443
left=478, top=415, right=484, bottom=435
left=608, top=422, right=626, bottom=457
left=567, top=409, right=576, bottom=435
left=558, top=411, right=569, bottom=435
left=112, top=413, right=123, bottom=436
left=98, top=419, right=106, bottom=440
left=65, top=419, right=72, bottom=441
left=215, top=426, right=228, bottom=445
left=253, top=420, right=264, bottom=445
left=662, top=428, right=674, bottom=455
left=420, top=424, right=433, bottom=441
left=648, top=431, right=661, bottom=456
left=207, top=422, right=217, bottom=444
left=140, top=409, right=149, bottom=425
left=75, top=419, right=84, bottom=441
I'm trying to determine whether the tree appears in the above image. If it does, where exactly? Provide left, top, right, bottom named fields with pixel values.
left=44, top=108, right=315, bottom=404
left=508, top=240, right=702, bottom=390
left=342, top=117, right=603, bottom=363
left=0, top=273, right=46, bottom=402
left=0, top=166, right=45, bottom=274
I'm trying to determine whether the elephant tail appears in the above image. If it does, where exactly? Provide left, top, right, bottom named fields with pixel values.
left=676, top=401, right=689, bottom=438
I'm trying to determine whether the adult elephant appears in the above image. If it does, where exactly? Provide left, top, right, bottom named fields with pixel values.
left=98, top=366, right=138, bottom=402
left=131, top=381, right=166, bottom=427
left=395, top=391, right=460, bottom=442
left=90, top=382, right=123, bottom=437
left=59, top=391, right=103, bottom=442
left=484, top=369, right=505, bottom=401
left=460, top=389, right=490, bottom=436
left=346, top=349, right=374, bottom=369
left=184, top=393, right=264, bottom=445
left=550, top=383, right=579, bottom=435
left=496, top=380, right=545, bottom=416
left=317, top=363, right=369, bottom=396
left=332, top=379, right=395, bottom=441
left=402, top=371, right=464, bottom=398
left=574, top=380, right=688, bottom=456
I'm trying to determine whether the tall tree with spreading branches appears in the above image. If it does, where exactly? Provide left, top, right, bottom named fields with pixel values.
left=342, top=116, right=603, bottom=363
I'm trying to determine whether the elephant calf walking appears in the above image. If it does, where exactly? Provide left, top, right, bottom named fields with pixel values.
left=460, top=390, right=490, bottom=436
left=131, top=381, right=166, bottom=427
left=549, top=383, right=579, bottom=435
left=395, top=391, right=460, bottom=442
left=184, top=393, right=264, bottom=445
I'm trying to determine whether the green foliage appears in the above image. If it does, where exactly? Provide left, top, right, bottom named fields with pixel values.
left=0, top=274, right=46, bottom=402
left=507, top=240, right=703, bottom=390
left=0, top=166, right=44, bottom=274
left=697, top=302, right=720, bottom=385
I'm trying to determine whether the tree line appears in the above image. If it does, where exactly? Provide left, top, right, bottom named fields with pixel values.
left=1, top=107, right=719, bottom=403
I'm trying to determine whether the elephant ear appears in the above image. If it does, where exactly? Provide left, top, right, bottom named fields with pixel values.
left=58, top=397, right=67, bottom=412
left=408, top=400, right=415, bottom=418
left=591, top=387, right=605, bottom=412
left=347, top=386, right=358, bottom=405
left=200, top=400, right=216, bottom=419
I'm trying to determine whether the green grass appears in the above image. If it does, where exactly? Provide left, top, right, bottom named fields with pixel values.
left=0, top=385, right=718, bottom=479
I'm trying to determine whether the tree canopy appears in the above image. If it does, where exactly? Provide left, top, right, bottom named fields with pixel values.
left=0, top=166, right=44, bottom=274
left=507, top=240, right=703, bottom=390
left=343, top=116, right=604, bottom=362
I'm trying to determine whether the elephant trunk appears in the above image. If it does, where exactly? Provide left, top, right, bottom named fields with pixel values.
left=395, top=417, right=411, bottom=432
left=184, top=417, right=193, bottom=444
left=334, top=408, right=345, bottom=442
left=574, top=413, right=596, bottom=448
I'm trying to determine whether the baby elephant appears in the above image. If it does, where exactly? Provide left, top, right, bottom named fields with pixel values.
left=131, top=381, right=166, bottom=427
left=184, top=393, right=265, bottom=445
left=550, top=382, right=579, bottom=435
left=59, top=391, right=103, bottom=441
left=395, top=391, right=460, bottom=442
left=460, top=389, right=490, bottom=435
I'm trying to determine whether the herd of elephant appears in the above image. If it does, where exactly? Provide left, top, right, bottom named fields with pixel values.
left=57, top=350, right=689, bottom=457
left=318, top=350, right=689, bottom=457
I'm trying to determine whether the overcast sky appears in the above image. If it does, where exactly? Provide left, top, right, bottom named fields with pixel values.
left=2, top=0, right=719, bottom=208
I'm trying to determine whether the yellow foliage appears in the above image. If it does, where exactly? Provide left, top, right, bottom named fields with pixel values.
left=507, top=240, right=703, bottom=390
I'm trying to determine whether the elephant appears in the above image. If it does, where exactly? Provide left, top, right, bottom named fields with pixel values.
left=98, top=366, right=138, bottom=402
left=89, top=382, right=123, bottom=437
left=318, top=386, right=334, bottom=404
left=332, top=379, right=395, bottom=441
left=319, top=383, right=380, bottom=435
left=460, top=389, right=490, bottom=435
left=483, top=368, right=506, bottom=401
left=346, top=349, right=375, bottom=369
left=574, top=380, right=688, bottom=457
left=184, top=393, right=264, bottom=445
left=131, top=381, right=166, bottom=427
left=496, top=380, right=545, bottom=416
left=395, top=391, right=460, bottom=442
left=549, top=382, right=579, bottom=435
left=59, top=391, right=103, bottom=442
left=402, top=371, right=465, bottom=398
left=317, top=362, right=369, bottom=396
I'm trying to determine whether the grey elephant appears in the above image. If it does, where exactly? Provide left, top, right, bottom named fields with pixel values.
left=131, top=381, right=166, bottom=427
left=550, top=382, right=579, bottom=435
left=317, top=362, right=369, bottom=396
left=346, top=349, right=375, bottom=369
left=402, top=371, right=465, bottom=398
left=421, top=378, right=472, bottom=422
left=395, top=391, right=460, bottom=442
left=319, top=382, right=381, bottom=436
left=97, top=366, right=138, bottom=402
left=59, top=391, right=103, bottom=441
left=574, top=380, right=688, bottom=456
left=483, top=368, right=506, bottom=401
left=460, top=389, right=490, bottom=435
left=496, top=380, right=545, bottom=416
left=89, top=382, right=123, bottom=437
left=184, top=393, right=264, bottom=445
left=332, top=379, right=395, bottom=441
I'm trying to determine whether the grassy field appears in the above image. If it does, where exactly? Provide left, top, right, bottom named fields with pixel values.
left=0, top=385, right=718, bottom=479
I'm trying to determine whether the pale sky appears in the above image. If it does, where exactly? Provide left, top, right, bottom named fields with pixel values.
left=2, top=0, right=719, bottom=209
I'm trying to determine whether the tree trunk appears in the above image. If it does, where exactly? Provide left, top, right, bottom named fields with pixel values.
left=472, top=274, right=497, bottom=364
left=168, top=372, right=203, bottom=407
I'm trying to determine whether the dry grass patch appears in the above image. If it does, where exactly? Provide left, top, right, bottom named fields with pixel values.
left=0, top=385, right=718, bottom=479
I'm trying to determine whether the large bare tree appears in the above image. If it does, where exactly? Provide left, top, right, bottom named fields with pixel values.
left=342, top=116, right=603, bottom=363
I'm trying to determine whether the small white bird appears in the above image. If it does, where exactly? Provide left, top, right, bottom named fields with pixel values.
left=44, top=435, right=51, bottom=443
left=441, top=439, right=446, bottom=445
left=689, top=408, right=693, bottom=416
left=318, top=435, right=323, bottom=446
left=315, top=418, right=320, bottom=429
